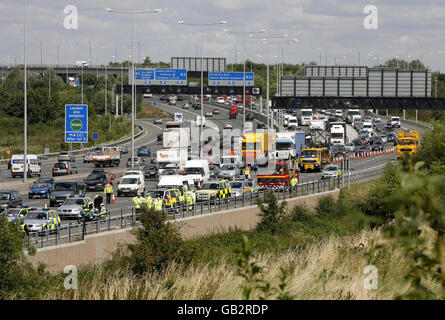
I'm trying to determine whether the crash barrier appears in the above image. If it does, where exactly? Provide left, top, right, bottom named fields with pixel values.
left=332, top=147, right=396, bottom=162
left=24, top=165, right=386, bottom=250
left=0, top=124, right=145, bottom=166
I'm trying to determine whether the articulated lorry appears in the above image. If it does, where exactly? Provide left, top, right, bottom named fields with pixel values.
left=275, top=131, right=306, bottom=161
left=396, top=130, right=419, bottom=159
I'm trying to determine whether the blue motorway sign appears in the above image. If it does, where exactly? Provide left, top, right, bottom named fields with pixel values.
left=92, top=132, right=99, bottom=141
left=155, top=69, right=187, bottom=81
left=134, top=69, right=155, bottom=81
left=153, top=101, right=157, bottom=107
left=208, top=72, right=254, bottom=82
left=65, top=105, right=88, bottom=143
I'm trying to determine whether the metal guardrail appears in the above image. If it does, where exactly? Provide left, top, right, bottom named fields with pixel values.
left=0, top=125, right=145, bottom=166
left=24, top=164, right=386, bottom=249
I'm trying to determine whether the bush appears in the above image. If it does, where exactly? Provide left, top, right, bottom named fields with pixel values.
left=256, top=192, right=287, bottom=234
left=289, top=204, right=311, bottom=223
left=123, top=207, right=193, bottom=275
left=314, top=195, right=341, bottom=218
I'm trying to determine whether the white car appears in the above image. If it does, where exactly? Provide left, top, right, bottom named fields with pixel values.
left=390, top=116, right=401, bottom=128
left=216, top=97, right=225, bottom=104
left=117, top=174, right=145, bottom=197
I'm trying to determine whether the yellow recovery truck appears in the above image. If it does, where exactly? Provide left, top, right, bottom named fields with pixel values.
left=298, top=147, right=331, bottom=172
left=396, top=130, right=419, bottom=159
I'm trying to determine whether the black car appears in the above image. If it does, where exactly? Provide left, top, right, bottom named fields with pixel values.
left=143, top=165, right=158, bottom=179
left=84, top=173, right=112, bottom=192
left=382, top=125, right=394, bottom=133
left=50, top=181, right=85, bottom=207
left=176, top=95, right=184, bottom=101
left=256, top=123, right=266, bottom=129
left=371, top=140, right=384, bottom=152
left=160, top=95, right=169, bottom=102
left=385, top=132, right=397, bottom=144
left=246, top=113, right=254, bottom=121
left=0, top=190, right=23, bottom=212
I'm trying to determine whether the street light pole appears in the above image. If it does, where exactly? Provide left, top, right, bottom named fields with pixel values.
left=106, top=8, right=162, bottom=168
left=179, top=20, right=228, bottom=157
left=23, top=0, right=28, bottom=182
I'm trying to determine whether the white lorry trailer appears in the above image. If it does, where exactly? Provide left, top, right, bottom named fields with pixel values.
left=329, top=122, right=347, bottom=145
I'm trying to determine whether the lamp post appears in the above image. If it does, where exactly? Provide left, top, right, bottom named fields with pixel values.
left=224, top=29, right=267, bottom=130
left=178, top=19, right=228, bottom=157
left=23, top=0, right=28, bottom=182
left=106, top=8, right=162, bottom=168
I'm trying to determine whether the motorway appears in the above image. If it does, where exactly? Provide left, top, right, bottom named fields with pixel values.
left=1, top=98, right=404, bottom=227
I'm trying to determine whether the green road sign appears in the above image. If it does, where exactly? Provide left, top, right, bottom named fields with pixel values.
left=70, top=119, right=83, bottom=131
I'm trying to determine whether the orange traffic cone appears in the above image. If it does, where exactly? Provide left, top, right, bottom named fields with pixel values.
left=44, top=199, right=48, bottom=208
left=112, top=192, right=116, bottom=204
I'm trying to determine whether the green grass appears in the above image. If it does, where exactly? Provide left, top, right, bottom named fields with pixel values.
left=0, top=115, right=132, bottom=156
left=137, top=102, right=170, bottom=119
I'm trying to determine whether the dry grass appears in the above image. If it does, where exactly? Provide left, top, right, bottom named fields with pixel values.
left=138, top=102, right=170, bottom=119
left=44, top=228, right=437, bottom=300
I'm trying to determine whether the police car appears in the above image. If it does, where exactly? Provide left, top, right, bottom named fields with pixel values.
left=195, top=180, right=231, bottom=202
left=24, top=209, right=61, bottom=234
left=57, top=196, right=93, bottom=219
left=1, top=206, right=32, bottom=223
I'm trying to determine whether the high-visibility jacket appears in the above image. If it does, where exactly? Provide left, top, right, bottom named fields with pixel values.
left=185, top=191, right=194, bottom=205
left=104, top=183, right=113, bottom=194
left=291, top=177, right=298, bottom=187
left=154, top=199, right=163, bottom=211
left=133, top=196, right=142, bottom=209
left=99, top=207, right=107, bottom=218
left=244, top=167, right=250, bottom=176
left=145, top=196, right=153, bottom=208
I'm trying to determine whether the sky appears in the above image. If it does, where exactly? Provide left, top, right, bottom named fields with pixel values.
left=1, top=0, right=445, bottom=72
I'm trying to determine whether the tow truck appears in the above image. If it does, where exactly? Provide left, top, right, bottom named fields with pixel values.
left=298, top=147, right=330, bottom=172
left=396, top=130, right=419, bottom=159
left=257, top=161, right=299, bottom=191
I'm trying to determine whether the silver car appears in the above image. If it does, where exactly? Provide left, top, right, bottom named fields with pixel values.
left=218, top=163, right=238, bottom=180
left=321, top=165, right=342, bottom=180
left=24, top=210, right=60, bottom=234
left=57, top=196, right=92, bottom=219
left=344, top=142, right=355, bottom=152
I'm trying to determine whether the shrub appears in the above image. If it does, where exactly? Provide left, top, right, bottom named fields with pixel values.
left=289, top=204, right=311, bottom=223
left=256, top=192, right=287, bottom=234
left=124, top=207, right=193, bottom=275
left=314, top=195, right=340, bottom=218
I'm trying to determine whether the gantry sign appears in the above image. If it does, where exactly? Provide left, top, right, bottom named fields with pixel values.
left=116, top=85, right=262, bottom=96
left=272, top=66, right=445, bottom=110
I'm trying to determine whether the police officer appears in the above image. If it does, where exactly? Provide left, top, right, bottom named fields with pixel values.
left=104, top=182, right=113, bottom=204
left=154, top=197, right=163, bottom=212
left=133, top=193, right=143, bottom=212
left=185, top=189, right=194, bottom=213
left=99, top=203, right=108, bottom=219
left=244, top=165, right=250, bottom=179
left=145, top=193, right=153, bottom=209
left=17, top=214, right=28, bottom=236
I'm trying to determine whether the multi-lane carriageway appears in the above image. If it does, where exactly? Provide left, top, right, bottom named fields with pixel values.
left=1, top=96, right=419, bottom=227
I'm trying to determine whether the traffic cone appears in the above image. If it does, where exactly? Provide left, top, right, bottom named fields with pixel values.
left=44, top=199, right=47, bottom=208
left=112, top=192, right=116, bottom=204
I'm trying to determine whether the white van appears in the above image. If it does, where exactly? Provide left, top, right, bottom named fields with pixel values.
left=116, top=174, right=145, bottom=197
left=183, top=160, right=210, bottom=186
left=10, top=154, right=41, bottom=178
left=196, top=116, right=206, bottom=127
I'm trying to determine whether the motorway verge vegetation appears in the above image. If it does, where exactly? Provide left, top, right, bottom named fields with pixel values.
left=0, top=68, right=138, bottom=156
left=137, top=101, right=170, bottom=119
left=1, top=124, right=445, bottom=299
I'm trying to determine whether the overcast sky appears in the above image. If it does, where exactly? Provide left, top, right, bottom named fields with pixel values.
left=1, top=0, right=445, bottom=72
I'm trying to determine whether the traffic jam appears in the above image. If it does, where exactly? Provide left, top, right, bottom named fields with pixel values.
left=0, top=94, right=413, bottom=237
